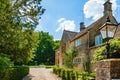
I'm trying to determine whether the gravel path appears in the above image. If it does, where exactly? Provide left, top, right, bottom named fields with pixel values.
left=23, top=68, right=62, bottom=80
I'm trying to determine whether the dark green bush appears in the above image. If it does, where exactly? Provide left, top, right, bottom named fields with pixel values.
left=70, top=70, right=76, bottom=80
left=53, top=66, right=57, bottom=74
left=57, top=68, right=62, bottom=77
left=10, top=66, right=29, bottom=80
left=2, top=66, right=29, bottom=80
left=61, top=69, right=65, bottom=79
left=45, top=65, right=53, bottom=68
left=0, top=68, right=13, bottom=80
left=0, top=55, right=29, bottom=80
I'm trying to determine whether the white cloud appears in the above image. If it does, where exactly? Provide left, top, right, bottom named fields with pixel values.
left=84, top=0, right=117, bottom=21
left=56, top=18, right=76, bottom=32
left=57, top=18, right=65, bottom=23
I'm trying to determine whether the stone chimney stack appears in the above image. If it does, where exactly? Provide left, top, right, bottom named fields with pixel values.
left=80, top=22, right=85, bottom=31
left=104, top=0, right=112, bottom=16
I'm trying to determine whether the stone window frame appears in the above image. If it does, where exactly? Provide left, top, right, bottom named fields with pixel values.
left=75, top=38, right=81, bottom=47
left=73, top=58, right=81, bottom=64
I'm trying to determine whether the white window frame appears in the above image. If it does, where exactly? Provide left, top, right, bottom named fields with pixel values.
left=95, top=35, right=103, bottom=46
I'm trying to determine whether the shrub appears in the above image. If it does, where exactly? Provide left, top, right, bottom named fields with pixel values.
left=93, top=38, right=120, bottom=63
left=65, top=69, right=71, bottom=80
left=45, top=65, right=53, bottom=68
left=0, top=55, right=29, bottom=80
left=64, top=47, right=78, bottom=68
left=0, top=68, right=13, bottom=80
left=0, top=56, right=14, bottom=80
left=70, top=70, right=76, bottom=80
left=57, top=68, right=62, bottom=77
left=53, top=66, right=57, bottom=74
left=53, top=66, right=95, bottom=80
left=79, top=72, right=89, bottom=80
left=61, top=69, right=66, bottom=79
left=88, top=73, right=96, bottom=80
left=10, top=66, right=29, bottom=80
left=78, top=72, right=95, bottom=80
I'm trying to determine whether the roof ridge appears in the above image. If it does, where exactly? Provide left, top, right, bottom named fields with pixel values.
left=64, top=30, right=77, bottom=33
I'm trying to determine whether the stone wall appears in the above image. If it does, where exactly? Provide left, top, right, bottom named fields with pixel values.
left=72, top=33, right=89, bottom=71
left=89, top=44, right=106, bottom=72
left=115, top=25, right=120, bottom=37
left=55, top=49, right=59, bottom=65
left=96, top=59, right=120, bottom=80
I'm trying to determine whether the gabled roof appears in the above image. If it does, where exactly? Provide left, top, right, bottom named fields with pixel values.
left=61, top=30, right=77, bottom=45
left=71, top=15, right=118, bottom=41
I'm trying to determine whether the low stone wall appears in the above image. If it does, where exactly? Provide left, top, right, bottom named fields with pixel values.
left=96, top=59, right=120, bottom=80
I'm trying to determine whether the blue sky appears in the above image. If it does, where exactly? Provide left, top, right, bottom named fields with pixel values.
left=36, top=0, right=120, bottom=40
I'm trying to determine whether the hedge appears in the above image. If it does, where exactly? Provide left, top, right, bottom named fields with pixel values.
left=0, top=66, right=29, bottom=80
left=53, top=66, right=95, bottom=80
left=0, top=68, right=13, bottom=80
left=10, top=66, right=29, bottom=80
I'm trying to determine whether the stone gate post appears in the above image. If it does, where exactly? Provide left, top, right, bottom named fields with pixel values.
left=96, top=59, right=120, bottom=80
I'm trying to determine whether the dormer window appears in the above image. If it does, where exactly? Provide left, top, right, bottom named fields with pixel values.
left=75, top=38, right=81, bottom=47
left=95, top=35, right=103, bottom=46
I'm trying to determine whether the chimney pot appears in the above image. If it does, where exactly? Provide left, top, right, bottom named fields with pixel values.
left=80, top=22, right=85, bottom=31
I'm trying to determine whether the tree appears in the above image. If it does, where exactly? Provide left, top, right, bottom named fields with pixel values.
left=11, top=0, right=45, bottom=29
left=53, top=40, right=60, bottom=50
left=0, top=55, right=14, bottom=80
left=93, top=38, right=120, bottom=63
left=64, top=48, right=78, bottom=68
left=0, top=0, right=44, bottom=64
left=34, top=31, right=55, bottom=65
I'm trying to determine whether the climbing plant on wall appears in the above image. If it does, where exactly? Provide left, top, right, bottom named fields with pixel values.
left=93, top=38, right=120, bottom=63
left=64, top=47, right=78, bottom=68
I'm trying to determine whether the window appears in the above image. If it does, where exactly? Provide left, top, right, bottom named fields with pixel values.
left=75, top=39, right=81, bottom=47
left=95, top=35, right=103, bottom=46
left=73, top=58, right=81, bottom=64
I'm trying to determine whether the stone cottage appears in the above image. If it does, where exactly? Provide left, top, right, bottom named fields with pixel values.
left=55, top=0, right=120, bottom=72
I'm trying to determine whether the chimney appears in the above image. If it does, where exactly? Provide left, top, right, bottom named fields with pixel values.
left=103, top=0, right=112, bottom=16
left=80, top=22, right=85, bottom=31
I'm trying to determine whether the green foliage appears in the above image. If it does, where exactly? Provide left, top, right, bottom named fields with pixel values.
left=12, top=31, right=39, bottom=65
left=53, top=40, right=60, bottom=50
left=65, top=69, right=71, bottom=80
left=78, top=72, right=95, bottom=80
left=34, top=31, right=58, bottom=65
left=0, top=66, right=29, bottom=80
left=0, top=0, right=44, bottom=64
left=11, top=0, right=45, bottom=29
left=93, top=46, right=106, bottom=63
left=109, top=38, right=120, bottom=58
left=0, top=68, right=13, bottom=80
left=53, top=66, right=95, bottom=80
left=0, top=56, right=14, bottom=80
left=10, top=66, right=29, bottom=80
left=45, top=65, right=53, bottom=68
left=0, top=56, right=29, bottom=80
left=64, top=47, right=78, bottom=68
left=0, top=55, right=14, bottom=68
left=93, top=38, right=120, bottom=62
left=53, top=66, right=58, bottom=74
